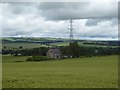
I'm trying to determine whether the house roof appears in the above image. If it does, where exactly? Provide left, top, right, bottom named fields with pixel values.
left=48, top=48, right=61, bottom=54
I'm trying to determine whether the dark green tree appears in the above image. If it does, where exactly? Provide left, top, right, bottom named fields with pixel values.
left=69, top=42, right=80, bottom=57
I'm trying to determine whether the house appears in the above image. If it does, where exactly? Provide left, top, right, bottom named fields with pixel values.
left=46, top=48, right=62, bottom=59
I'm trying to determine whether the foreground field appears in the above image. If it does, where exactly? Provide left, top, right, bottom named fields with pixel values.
left=2, top=55, right=118, bottom=88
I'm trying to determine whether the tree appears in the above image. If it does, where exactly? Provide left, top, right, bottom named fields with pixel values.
left=60, top=46, right=72, bottom=57
left=69, top=42, right=80, bottom=57
left=3, top=46, right=6, bottom=49
left=31, top=48, right=41, bottom=56
left=19, top=46, right=23, bottom=49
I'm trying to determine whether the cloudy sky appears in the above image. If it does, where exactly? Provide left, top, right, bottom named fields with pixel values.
left=1, top=1, right=119, bottom=40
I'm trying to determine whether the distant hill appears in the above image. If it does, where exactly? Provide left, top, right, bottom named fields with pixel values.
left=2, top=37, right=120, bottom=47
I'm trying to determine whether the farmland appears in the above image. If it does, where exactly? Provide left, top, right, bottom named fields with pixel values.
left=2, top=55, right=118, bottom=88
left=2, top=37, right=119, bottom=49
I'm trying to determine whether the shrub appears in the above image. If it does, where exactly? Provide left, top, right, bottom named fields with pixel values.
left=26, top=56, right=50, bottom=62
left=26, top=57, right=33, bottom=61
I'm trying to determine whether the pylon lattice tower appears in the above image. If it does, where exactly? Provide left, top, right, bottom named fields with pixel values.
left=68, top=19, right=74, bottom=40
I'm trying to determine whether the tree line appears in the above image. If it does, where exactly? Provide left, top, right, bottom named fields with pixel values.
left=60, top=42, right=119, bottom=57
left=2, top=42, right=119, bottom=57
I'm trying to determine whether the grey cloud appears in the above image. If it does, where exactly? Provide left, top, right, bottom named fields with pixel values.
left=39, top=2, right=89, bottom=10
left=75, top=31, right=118, bottom=40
left=3, top=2, right=38, bottom=16
left=85, top=18, right=118, bottom=26
left=3, top=30, right=31, bottom=36
left=111, top=18, right=118, bottom=26
left=85, top=19, right=103, bottom=26
left=38, top=2, right=117, bottom=20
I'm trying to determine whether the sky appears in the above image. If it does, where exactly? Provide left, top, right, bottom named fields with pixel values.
left=1, top=1, right=119, bottom=40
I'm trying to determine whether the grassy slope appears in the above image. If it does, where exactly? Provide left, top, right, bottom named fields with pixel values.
left=2, top=55, right=118, bottom=88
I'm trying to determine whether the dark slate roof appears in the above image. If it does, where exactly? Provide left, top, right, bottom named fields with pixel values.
left=48, top=48, right=61, bottom=54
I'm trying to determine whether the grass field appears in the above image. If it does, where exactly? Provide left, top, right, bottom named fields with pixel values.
left=2, top=43, right=47, bottom=49
left=2, top=55, right=118, bottom=88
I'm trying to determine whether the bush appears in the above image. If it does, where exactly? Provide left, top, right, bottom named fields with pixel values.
left=26, top=57, right=33, bottom=61
left=26, top=56, right=50, bottom=62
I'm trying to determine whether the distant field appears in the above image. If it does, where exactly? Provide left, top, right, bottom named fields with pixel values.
left=2, top=37, right=119, bottom=49
left=2, top=42, right=115, bottom=49
left=2, top=55, right=118, bottom=88
left=2, top=43, right=47, bottom=49
left=2, top=42, right=70, bottom=49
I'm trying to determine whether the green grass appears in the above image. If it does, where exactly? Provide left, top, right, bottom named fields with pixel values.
left=2, top=55, right=118, bottom=88
left=2, top=55, right=31, bottom=63
left=51, top=42, right=70, bottom=46
left=2, top=43, right=47, bottom=49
